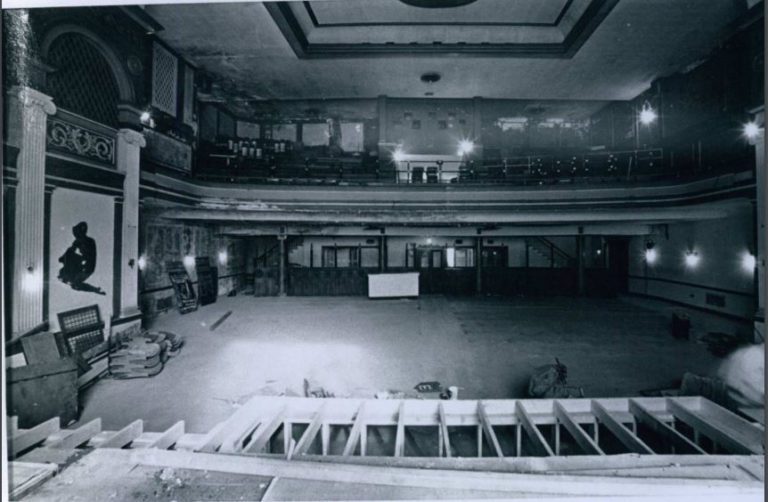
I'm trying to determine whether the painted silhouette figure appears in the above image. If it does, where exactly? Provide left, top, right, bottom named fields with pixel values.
left=58, top=221, right=105, bottom=295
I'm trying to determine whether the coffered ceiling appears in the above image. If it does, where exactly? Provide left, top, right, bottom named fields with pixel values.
left=144, top=0, right=751, bottom=102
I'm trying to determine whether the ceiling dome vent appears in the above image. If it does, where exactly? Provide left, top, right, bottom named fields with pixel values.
left=420, top=72, right=442, bottom=84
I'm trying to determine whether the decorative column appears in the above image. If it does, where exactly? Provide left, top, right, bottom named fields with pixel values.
left=115, top=128, right=146, bottom=320
left=7, top=86, right=56, bottom=336
left=576, top=232, right=586, bottom=296
left=379, top=229, right=387, bottom=272
left=278, top=234, right=287, bottom=297
left=475, top=233, right=483, bottom=295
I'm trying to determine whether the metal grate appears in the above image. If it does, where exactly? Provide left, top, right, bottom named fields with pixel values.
left=152, top=42, right=178, bottom=116
left=46, top=33, right=120, bottom=127
left=57, top=304, right=105, bottom=356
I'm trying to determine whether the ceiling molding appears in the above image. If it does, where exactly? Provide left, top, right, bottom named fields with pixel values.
left=264, top=0, right=619, bottom=59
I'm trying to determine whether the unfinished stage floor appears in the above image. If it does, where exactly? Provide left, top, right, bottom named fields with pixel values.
left=78, top=295, right=736, bottom=434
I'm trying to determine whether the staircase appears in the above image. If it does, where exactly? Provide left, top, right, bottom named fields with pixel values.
left=526, top=237, right=574, bottom=268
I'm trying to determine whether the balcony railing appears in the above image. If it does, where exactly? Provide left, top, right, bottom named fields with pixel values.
left=192, top=146, right=751, bottom=186
left=46, top=109, right=117, bottom=167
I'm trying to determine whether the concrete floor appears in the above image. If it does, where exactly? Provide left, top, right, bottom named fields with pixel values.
left=78, top=295, right=730, bottom=434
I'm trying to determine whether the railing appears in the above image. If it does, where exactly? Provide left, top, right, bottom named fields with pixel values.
left=192, top=146, right=752, bottom=186
left=46, top=108, right=117, bottom=167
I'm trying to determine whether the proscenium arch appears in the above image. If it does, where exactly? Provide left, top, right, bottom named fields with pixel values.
left=40, top=24, right=136, bottom=105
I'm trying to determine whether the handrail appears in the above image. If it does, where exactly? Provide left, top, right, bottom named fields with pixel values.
left=530, top=237, right=573, bottom=265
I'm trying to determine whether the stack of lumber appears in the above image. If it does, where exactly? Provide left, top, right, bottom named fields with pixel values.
left=108, top=328, right=184, bottom=379
left=108, top=338, right=164, bottom=379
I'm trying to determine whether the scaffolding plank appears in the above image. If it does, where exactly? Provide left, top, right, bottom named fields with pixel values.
left=438, top=403, right=452, bottom=458
left=554, top=402, right=604, bottom=455
left=515, top=402, right=554, bottom=457
left=478, top=402, right=503, bottom=457
left=8, top=418, right=60, bottom=458
left=245, top=407, right=287, bottom=454
left=629, top=400, right=706, bottom=455
left=294, top=404, right=326, bottom=456
left=592, top=401, right=654, bottom=455
left=342, top=402, right=366, bottom=456
left=667, top=398, right=763, bottom=455
left=394, top=401, right=405, bottom=457
left=45, top=418, right=102, bottom=450
left=97, top=420, right=143, bottom=449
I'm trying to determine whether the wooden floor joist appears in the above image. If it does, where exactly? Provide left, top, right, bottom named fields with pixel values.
left=44, top=418, right=102, bottom=450
left=515, top=401, right=554, bottom=457
left=478, top=402, right=504, bottom=457
left=554, top=401, right=604, bottom=455
left=8, top=418, right=60, bottom=459
left=592, top=400, right=655, bottom=455
left=97, top=420, right=143, bottom=449
left=6, top=395, right=765, bottom=499
left=342, top=402, right=366, bottom=456
left=629, top=399, right=707, bottom=455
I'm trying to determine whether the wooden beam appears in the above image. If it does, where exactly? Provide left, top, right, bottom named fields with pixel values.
left=97, top=420, right=143, bottom=449
left=554, top=402, right=604, bottom=455
left=8, top=461, right=58, bottom=500
left=293, top=404, right=326, bottom=456
left=261, top=476, right=280, bottom=501
left=195, top=421, right=228, bottom=452
left=515, top=402, right=553, bottom=457
left=144, top=421, right=185, bottom=450
left=667, top=398, right=763, bottom=455
left=478, top=402, right=503, bottom=457
left=245, top=407, right=287, bottom=454
left=9, top=418, right=60, bottom=458
left=438, top=403, right=451, bottom=458
left=629, top=400, right=706, bottom=455
left=132, top=449, right=763, bottom=497
left=342, top=402, right=366, bottom=457
left=591, top=401, right=654, bottom=455
left=394, top=401, right=405, bottom=457
left=46, top=418, right=102, bottom=450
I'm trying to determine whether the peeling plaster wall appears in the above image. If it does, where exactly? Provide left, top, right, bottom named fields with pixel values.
left=139, top=216, right=247, bottom=317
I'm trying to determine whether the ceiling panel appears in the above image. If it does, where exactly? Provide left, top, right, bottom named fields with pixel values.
left=305, top=0, right=569, bottom=26
left=146, top=0, right=748, bottom=104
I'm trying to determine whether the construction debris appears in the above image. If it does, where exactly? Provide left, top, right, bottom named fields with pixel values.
left=528, top=358, right=584, bottom=398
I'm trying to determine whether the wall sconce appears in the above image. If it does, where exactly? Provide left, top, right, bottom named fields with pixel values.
left=137, top=256, right=147, bottom=271
left=644, top=241, right=657, bottom=264
left=639, top=101, right=657, bottom=126
left=741, top=251, right=756, bottom=273
left=183, top=255, right=196, bottom=268
left=218, top=250, right=228, bottom=266
left=684, top=250, right=700, bottom=269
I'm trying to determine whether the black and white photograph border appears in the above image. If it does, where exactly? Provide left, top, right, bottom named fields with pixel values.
left=1, top=0, right=766, bottom=500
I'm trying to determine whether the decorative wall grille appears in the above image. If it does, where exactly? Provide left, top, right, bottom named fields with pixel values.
left=152, top=42, right=178, bottom=116
left=45, top=33, right=120, bottom=127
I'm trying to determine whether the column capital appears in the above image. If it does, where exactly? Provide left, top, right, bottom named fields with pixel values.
left=117, top=128, right=147, bottom=148
left=9, top=86, right=56, bottom=115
